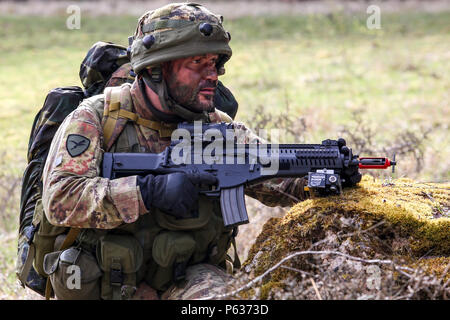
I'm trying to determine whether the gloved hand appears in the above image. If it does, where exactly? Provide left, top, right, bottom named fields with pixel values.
left=342, top=167, right=362, bottom=188
left=137, top=172, right=217, bottom=219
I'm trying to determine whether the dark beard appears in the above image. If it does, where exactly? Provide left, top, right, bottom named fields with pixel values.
left=166, top=78, right=216, bottom=113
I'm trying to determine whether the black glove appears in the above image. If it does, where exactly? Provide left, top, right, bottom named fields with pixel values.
left=342, top=167, right=362, bottom=188
left=137, top=172, right=217, bottom=219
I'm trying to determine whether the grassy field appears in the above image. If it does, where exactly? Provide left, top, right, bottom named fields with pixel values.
left=0, top=10, right=449, bottom=299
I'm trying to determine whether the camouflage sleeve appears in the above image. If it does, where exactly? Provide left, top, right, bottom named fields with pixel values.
left=233, top=122, right=309, bottom=207
left=42, top=98, right=147, bottom=229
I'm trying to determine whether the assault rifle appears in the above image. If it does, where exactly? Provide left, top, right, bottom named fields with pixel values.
left=102, top=122, right=396, bottom=227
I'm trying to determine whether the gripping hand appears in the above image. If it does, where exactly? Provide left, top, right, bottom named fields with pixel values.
left=137, top=172, right=217, bottom=219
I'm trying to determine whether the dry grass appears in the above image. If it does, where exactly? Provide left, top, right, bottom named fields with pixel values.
left=2, top=0, right=450, bottom=17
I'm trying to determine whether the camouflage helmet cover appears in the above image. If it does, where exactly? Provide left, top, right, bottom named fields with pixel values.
left=130, top=2, right=232, bottom=74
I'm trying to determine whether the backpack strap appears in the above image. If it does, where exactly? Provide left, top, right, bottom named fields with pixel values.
left=102, top=87, right=122, bottom=147
left=103, top=86, right=176, bottom=150
left=231, top=227, right=241, bottom=269
left=231, top=237, right=241, bottom=269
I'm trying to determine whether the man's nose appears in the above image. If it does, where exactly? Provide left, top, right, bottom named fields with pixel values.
left=203, top=66, right=218, bottom=82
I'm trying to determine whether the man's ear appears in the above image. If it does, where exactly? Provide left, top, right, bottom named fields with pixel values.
left=145, top=65, right=165, bottom=83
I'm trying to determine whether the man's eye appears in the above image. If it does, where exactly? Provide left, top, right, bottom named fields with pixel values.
left=192, top=59, right=201, bottom=64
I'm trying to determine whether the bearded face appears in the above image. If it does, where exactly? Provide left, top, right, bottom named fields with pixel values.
left=162, top=54, right=219, bottom=112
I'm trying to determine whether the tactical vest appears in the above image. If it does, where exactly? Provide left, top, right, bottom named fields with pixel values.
left=39, top=84, right=239, bottom=300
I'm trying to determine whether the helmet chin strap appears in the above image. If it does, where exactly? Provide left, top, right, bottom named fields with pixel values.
left=141, top=70, right=213, bottom=123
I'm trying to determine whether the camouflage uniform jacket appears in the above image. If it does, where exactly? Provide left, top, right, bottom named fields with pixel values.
left=42, top=81, right=307, bottom=229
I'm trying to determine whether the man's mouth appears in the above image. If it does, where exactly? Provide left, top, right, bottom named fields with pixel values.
left=199, top=88, right=215, bottom=95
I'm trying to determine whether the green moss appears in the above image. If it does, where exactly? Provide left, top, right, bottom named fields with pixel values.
left=243, top=175, right=450, bottom=298
left=412, top=257, right=450, bottom=281
left=238, top=288, right=255, bottom=300
left=259, top=281, right=285, bottom=300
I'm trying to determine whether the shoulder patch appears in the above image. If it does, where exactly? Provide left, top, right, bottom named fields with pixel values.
left=66, top=134, right=91, bottom=157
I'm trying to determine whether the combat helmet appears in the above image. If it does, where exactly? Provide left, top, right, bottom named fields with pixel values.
left=129, top=2, right=232, bottom=121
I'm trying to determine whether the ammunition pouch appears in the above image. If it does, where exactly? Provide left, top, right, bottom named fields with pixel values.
left=153, top=195, right=212, bottom=231
left=142, top=197, right=238, bottom=292
left=96, top=234, right=143, bottom=300
left=31, top=200, right=67, bottom=277
left=43, top=247, right=101, bottom=300
left=149, top=231, right=196, bottom=290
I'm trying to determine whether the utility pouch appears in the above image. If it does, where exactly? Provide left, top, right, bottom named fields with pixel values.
left=96, top=234, right=143, bottom=300
left=43, top=247, right=101, bottom=300
left=148, top=231, right=196, bottom=291
left=153, top=195, right=213, bottom=231
left=16, top=226, right=47, bottom=295
left=32, top=200, right=67, bottom=277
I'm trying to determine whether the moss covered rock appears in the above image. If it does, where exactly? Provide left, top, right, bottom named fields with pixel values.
left=240, top=175, right=449, bottom=299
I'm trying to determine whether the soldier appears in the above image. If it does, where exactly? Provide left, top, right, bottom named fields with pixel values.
left=41, top=3, right=309, bottom=300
